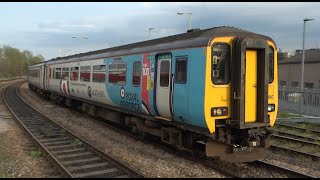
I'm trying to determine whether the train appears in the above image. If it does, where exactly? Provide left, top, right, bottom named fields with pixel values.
left=27, top=26, right=278, bottom=162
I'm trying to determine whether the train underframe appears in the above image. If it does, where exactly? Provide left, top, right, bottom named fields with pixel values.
left=28, top=83, right=272, bottom=162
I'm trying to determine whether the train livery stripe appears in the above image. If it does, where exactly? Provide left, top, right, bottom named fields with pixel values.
left=141, top=53, right=151, bottom=114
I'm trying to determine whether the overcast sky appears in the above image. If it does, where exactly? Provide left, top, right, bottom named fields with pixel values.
left=1, top=2, right=320, bottom=60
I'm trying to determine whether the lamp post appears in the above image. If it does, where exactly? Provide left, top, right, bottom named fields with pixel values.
left=300, top=18, right=314, bottom=114
left=148, top=28, right=155, bottom=40
left=72, top=36, right=88, bottom=40
left=72, top=35, right=88, bottom=53
left=177, top=12, right=192, bottom=30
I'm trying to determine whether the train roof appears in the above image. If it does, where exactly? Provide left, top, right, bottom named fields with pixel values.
left=42, top=26, right=275, bottom=65
left=27, top=62, right=45, bottom=69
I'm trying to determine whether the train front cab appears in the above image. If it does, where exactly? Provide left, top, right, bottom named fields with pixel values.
left=204, top=36, right=278, bottom=162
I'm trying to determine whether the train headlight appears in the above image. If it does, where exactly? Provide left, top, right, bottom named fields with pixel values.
left=268, top=104, right=275, bottom=112
left=211, top=107, right=228, bottom=117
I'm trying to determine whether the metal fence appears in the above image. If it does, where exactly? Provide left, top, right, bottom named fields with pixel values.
left=278, top=86, right=320, bottom=117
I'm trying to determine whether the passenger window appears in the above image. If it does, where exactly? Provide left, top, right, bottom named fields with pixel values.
left=175, top=57, right=187, bottom=84
left=62, top=67, right=69, bottom=80
left=211, top=43, right=230, bottom=85
left=55, top=68, right=61, bottom=79
left=93, top=65, right=106, bottom=83
left=80, top=66, right=91, bottom=82
left=269, top=46, right=274, bottom=84
left=70, top=67, right=79, bottom=81
left=108, top=63, right=126, bottom=85
left=133, top=62, right=141, bottom=86
left=160, top=60, right=170, bottom=87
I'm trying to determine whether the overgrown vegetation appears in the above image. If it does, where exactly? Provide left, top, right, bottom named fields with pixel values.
left=73, top=139, right=83, bottom=147
left=60, top=129, right=66, bottom=134
left=30, top=150, right=42, bottom=158
left=277, top=111, right=303, bottom=118
left=0, top=174, right=13, bottom=178
left=0, top=45, right=44, bottom=78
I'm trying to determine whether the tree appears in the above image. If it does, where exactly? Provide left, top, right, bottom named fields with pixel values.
left=0, top=45, right=44, bottom=78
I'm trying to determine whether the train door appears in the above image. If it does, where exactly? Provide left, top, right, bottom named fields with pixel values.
left=172, top=53, right=189, bottom=123
left=43, top=65, right=47, bottom=90
left=245, top=50, right=257, bottom=123
left=156, top=54, right=172, bottom=119
left=232, top=38, right=269, bottom=129
left=40, top=66, right=43, bottom=89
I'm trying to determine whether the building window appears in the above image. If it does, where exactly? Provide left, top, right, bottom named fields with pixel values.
left=70, top=67, right=79, bottom=81
left=160, top=60, right=170, bottom=87
left=176, top=57, right=187, bottom=84
left=62, top=67, right=69, bottom=80
left=93, top=65, right=106, bottom=83
left=291, top=81, right=299, bottom=87
left=80, top=66, right=91, bottom=82
left=55, top=68, right=61, bottom=79
left=305, top=82, right=314, bottom=89
left=279, top=80, right=286, bottom=86
left=133, top=62, right=141, bottom=86
left=108, top=63, right=126, bottom=85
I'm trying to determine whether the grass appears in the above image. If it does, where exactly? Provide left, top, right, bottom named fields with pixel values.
left=277, top=111, right=303, bottom=118
left=30, top=150, right=42, bottom=158
left=60, top=129, right=66, bottom=133
left=0, top=174, right=13, bottom=178
left=73, top=139, right=83, bottom=147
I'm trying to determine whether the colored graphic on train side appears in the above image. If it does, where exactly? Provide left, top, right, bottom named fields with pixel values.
left=120, top=87, right=141, bottom=112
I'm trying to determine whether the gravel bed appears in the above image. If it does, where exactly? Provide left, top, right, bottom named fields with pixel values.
left=19, top=82, right=320, bottom=178
left=0, top=80, right=56, bottom=178
left=261, top=150, right=319, bottom=177
left=20, top=83, right=225, bottom=178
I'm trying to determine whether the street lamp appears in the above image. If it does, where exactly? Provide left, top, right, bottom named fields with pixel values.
left=72, top=35, right=89, bottom=54
left=148, top=28, right=155, bottom=40
left=300, top=18, right=314, bottom=114
left=177, top=12, right=192, bottom=30
left=72, top=36, right=88, bottom=40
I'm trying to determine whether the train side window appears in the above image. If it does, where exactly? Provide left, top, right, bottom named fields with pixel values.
left=108, top=63, right=126, bottom=85
left=211, top=43, right=230, bottom=85
left=160, top=60, right=170, bottom=87
left=55, top=68, right=61, bottom=79
left=93, top=65, right=106, bottom=83
left=133, top=62, right=141, bottom=86
left=70, top=67, right=79, bottom=81
left=62, top=67, right=69, bottom=80
left=80, top=66, right=91, bottom=82
left=175, top=57, right=187, bottom=84
left=269, top=46, right=274, bottom=84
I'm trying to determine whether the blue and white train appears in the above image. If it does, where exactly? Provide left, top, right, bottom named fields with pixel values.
left=28, top=26, right=278, bottom=162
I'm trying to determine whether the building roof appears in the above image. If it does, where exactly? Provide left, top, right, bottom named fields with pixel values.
left=279, top=48, right=320, bottom=64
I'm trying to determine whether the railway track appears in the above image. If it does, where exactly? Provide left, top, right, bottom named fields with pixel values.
left=253, top=160, right=317, bottom=178
left=269, top=122, right=320, bottom=161
left=272, top=130, right=319, bottom=143
left=269, top=144, right=320, bottom=161
left=275, top=122, right=320, bottom=134
left=85, top=111, right=317, bottom=178
left=3, top=82, right=144, bottom=178
left=14, top=82, right=317, bottom=178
